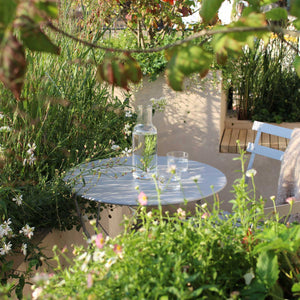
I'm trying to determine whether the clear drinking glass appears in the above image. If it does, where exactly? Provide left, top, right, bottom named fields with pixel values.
left=166, top=151, right=189, bottom=174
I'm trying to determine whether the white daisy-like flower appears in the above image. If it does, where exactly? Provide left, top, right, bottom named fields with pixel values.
left=122, top=147, right=132, bottom=157
left=19, top=224, right=35, bottom=239
left=167, top=164, right=176, bottom=174
left=12, top=194, right=23, bottom=206
left=246, top=169, right=257, bottom=178
left=125, top=111, right=132, bottom=118
left=93, top=250, right=106, bottom=262
left=105, top=257, right=117, bottom=269
left=191, top=175, right=201, bottom=183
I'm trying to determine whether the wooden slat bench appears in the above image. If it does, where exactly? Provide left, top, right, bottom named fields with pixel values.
left=219, top=128, right=290, bottom=153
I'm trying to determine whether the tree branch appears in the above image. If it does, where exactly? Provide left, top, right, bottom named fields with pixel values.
left=46, top=21, right=300, bottom=54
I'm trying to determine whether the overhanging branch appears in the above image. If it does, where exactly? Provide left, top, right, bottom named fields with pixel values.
left=46, top=21, right=300, bottom=54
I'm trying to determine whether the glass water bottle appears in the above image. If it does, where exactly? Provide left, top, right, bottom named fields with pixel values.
left=132, top=105, right=157, bottom=179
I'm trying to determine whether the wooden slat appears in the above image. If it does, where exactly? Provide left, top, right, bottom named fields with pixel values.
left=260, top=132, right=270, bottom=147
left=270, top=134, right=278, bottom=149
left=247, top=129, right=255, bottom=144
left=219, top=128, right=290, bottom=154
left=228, top=128, right=240, bottom=153
left=238, top=129, right=248, bottom=150
left=278, top=136, right=287, bottom=151
left=220, top=128, right=232, bottom=153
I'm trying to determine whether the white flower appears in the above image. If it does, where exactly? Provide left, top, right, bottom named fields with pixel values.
left=124, top=123, right=131, bottom=136
left=0, top=219, right=12, bottom=238
left=23, top=154, right=36, bottom=166
left=122, top=147, right=132, bottom=157
left=19, top=224, right=35, bottom=239
left=167, top=164, right=176, bottom=173
left=21, top=243, right=27, bottom=256
left=201, top=203, right=207, bottom=209
left=125, top=111, right=132, bottom=118
left=111, top=144, right=120, bottom=151
left=105, top=257, right=116, bottom=269
left=0, top=113, right=4, bottom=120
left=0, top=126, right=11, bottom=132
left=32, top=287, right=43, bottom=300
left=27, top=143, right=36, bottom=155
left=177, top=208, right=186, bottom=220
left=246, top=169, right=257, bottom=178
left=191, top=175, right=201, bottom=183
left=12, top=194, right=23, bottom=206
left=93, top=250, right=106, bottom=262
left=1, top=241, right=12, bottom=255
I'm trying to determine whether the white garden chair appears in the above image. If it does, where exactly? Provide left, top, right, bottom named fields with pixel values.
left=245, top=121, right=300, bottom=217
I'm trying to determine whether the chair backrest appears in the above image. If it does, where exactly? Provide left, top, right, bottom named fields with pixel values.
left=246, top=121, right=293, bottom=171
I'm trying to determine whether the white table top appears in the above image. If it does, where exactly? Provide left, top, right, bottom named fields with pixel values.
left=65, top=156, right=227, bottom=206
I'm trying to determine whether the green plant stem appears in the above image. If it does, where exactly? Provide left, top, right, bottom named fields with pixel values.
left=283, top=250, right=299, bottom=282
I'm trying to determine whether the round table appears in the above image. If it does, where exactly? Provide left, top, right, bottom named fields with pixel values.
left=66, top=156, right=227, bottom=207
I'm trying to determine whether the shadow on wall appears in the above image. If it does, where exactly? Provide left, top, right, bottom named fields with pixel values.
left=131, top=73, right=222, bottom=163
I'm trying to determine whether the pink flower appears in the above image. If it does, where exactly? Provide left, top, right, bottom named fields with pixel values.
left=87, top=273, right=93, bottom=288
left=201, top=212, right=210, bottom=219
left=95, top=233, right=105, bottom=249
left=113, top=244, right=122, bottom=255
left=286, top=197, right=296, bottom=205
left=138, top=191, right=148, bottom=206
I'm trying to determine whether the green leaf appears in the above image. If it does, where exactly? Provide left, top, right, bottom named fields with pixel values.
left=35, top=1, right=59, bottom=19
left=294, top=56, right=300, bottom=78
left=256, top=251, right=279, bottom=288
left=292, top=282, right=300, bottom=293
left=20, top=18, right=60, bottom=54
left=166, top=66, right=184, bottom=91
left=200, top=0, right=223, bottom=24
left=293, top=18, right=300, bottom=30
left=291, top=0, right=300, bottom=18
left=0, top=0, right=17, bottom=28
left=260, top=0, right=279, bottom=5
left=166, top=45, right=213, bottom=91
left=265, top=7, right=288, bottom=21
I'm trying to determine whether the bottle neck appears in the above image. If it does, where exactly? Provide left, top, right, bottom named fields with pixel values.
left=137, top=105, right=153, bottom=126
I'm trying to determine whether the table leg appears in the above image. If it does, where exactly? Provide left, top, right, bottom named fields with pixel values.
left=96, top=203, right=109, bottom=236
left=73, top=194, right=91, bottom=239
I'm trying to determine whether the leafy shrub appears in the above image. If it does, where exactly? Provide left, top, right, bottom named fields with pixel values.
left=0, top=1, right=136, bottom=296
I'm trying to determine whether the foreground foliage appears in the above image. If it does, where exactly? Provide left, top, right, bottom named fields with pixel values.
left=23, top=152, right=300, bottom=300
